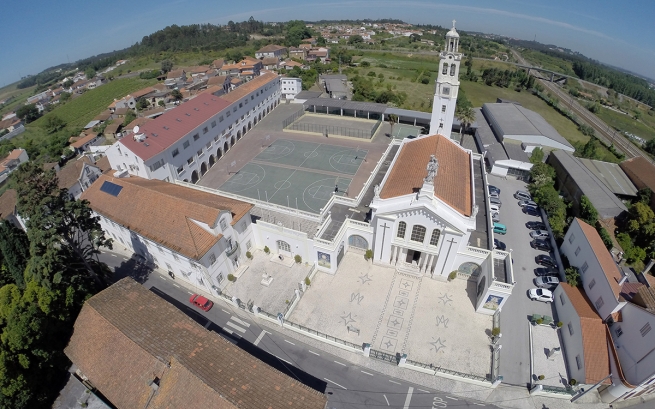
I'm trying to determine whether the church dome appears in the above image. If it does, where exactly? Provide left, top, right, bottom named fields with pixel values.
left=446, top=27, right=459, bottom=38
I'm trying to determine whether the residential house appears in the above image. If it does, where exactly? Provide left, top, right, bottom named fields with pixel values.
left=261, top=57, right=280, bottom=70
left=620, top=157, right=655, bottom=211
left=27, top=90, right=50, bottom=104
left=289, top=47, right=308, bottom=60
left=307, top=47, right=330, bottom=64
left=211, top=59, right=224, bottom=70
left=103, top=122, right=122, bottom=138
left=206, top=75, right=231, bottom=95
left=218, top=57, right=263, bottom=80
left=0, top=189, right=26, bottom=230
left=64, top=278, right=329, bottom=409
left=70, top=131, right=101, bottom=154
left=255, top=44, right=287, bottom=59
left=165, top=69, right=187, bottom=89
left=94, top=110, right=113, bottom=123
left=282, top=60, right=308, bottom=70
left=57, top=156, right=104, bottom=200
left=0, top=149, right=28, bottom=184
left=109, top=96, right=136, bottom=111
left=81, top=175, right=255, bottom=290
left=281, top=77, right=302, bottom=100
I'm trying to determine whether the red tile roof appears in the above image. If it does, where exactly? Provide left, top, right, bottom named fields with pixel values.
left=560, top=283, right=611, bottom=385
left=380, top=134, right=472, bottom=216
left=81, top=175, right=252, bottom=260
left=620, top=157, right=655, bottom=192
left=575, top=218, right=623, bottom=298
left=57, top=156, right=94, bottom=189
left=0, top=189, right=17, bottom=221
left=219, top=71, right=278, bottom=103
left=118, top=93, right=231, bottom=161
left=65, top=278, right=328, bottom=409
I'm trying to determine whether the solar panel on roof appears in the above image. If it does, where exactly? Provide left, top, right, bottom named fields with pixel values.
left=99, top=181, right=123, bottom=197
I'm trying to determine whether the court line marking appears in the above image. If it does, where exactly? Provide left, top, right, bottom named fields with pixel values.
left=403, top=387, right=414, bottom=409
left=221, top=163, right=266, bottom=193
left=446, top=396, right=458, bottom=400
left=383, top=394, right=390, bottom=406
left=324, top=378, right=347, bottom=390
left=389, top=380, right=401, bottom=385
left=417, top=389, right=430, bottom=393
left=256, top=139, right=296, bottom=161
left=269, top=143, right=320, bottom=202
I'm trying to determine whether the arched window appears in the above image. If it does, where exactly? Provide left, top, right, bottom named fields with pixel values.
left=410, top=225, right=426, bottom=243
left=450, top=64, right=456, bottom=76
left=397, top=221, right=406, bottom=239
left=348, top=235, right=368, bottom=249
left=430, top=229, right=441, bottom=246
left=276, top=240, right=291, bottom=253
left=442, top=62, right=448, bottom=75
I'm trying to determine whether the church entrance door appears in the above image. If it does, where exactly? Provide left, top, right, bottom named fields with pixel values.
left=406, top=250, right=421, bottom=264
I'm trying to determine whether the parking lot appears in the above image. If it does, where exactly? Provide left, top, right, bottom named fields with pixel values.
left=487, top=175, right=559, bottom=386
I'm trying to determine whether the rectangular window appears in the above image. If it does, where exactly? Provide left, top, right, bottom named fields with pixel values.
left=251, top=95, right=254, bottom=100
left=220, top=219, right=228, bottom=231
left=214, top=135, right=219, bottom=142
left=177, top=166, right=184, bottom=175
left=197, top=148, right=203, bottom=156
left=239, top=103, right=243, bottom=108
left=149, top=159, right=165, bottom=172
left=173, top=253, right=179, bottom=261
left=165, top=263, right=172, bottom=271
left=203, top=127, right=208, bottom=134
left=245, top=99, right=248, bottom=104
left=641, top=323, right=652, bottom=337
left=187, top=157, right=194, bottom=165
left=209, top=253, right=216, bottom=265
left=183, top=140, right=190, bottom=149
left=226, top=111, right=231, bottom=117
left=441, top=105, right=446, bottom=113
left=172, top=148, right=179, bottom=157
left=575, top=246, right=581, bottom=256
left=211, top=121, right=216, bottom=128
left=193, top=133, right=199, bottom=141
left=575, top=355, right=582, bottom=370
left=569, top=234, right=575, bottom=244
left=206, top=142, right=211, bottom=149
left=615, top=327, right=623, bottom=338
left=568, top=322, right=574, bottom=336
left=589, top=279, right=596, bottom=289
left=581, top=262, right=589, bottom=273
left=217, top=273, right=224, bottom=283
left=595, top=296, right=604, bottom=310
left=233, top=107, right=237, bottom=112
left=246, top=240, right=252, bottom=250
left=219, top=115, right=224, bottom=122
left=560, top=294, right=566, bottom=305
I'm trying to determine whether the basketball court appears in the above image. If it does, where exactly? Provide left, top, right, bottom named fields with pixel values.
left=390, top=123, right=424, bottom=139
left=218, top=139, right=368, bottom=213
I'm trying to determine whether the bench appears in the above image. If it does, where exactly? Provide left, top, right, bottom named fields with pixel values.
left=347, top=326, right=360, bottom=336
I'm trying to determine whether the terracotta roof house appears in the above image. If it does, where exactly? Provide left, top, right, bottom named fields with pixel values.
left=211, top=59, right=224, bottom=69
left=620, top=157, right=655, bottom=211
left=56, top=156, right=104, bottom=200
left=103, top=121, right=122, bottom=137
left=0, top=149, right=29, bottom=183
left=261, top=56, right=281, bottom=70
left=94, top=110, right=112, bottom=122
left=70, top=132, right=100, bottom=152
left=218, top=58, right=263, bottom=79
left=0, top=189, right=25, bottom=229
left=65, top=278, right=328, bottom=409
left=81, top=175, right=255, bottom=289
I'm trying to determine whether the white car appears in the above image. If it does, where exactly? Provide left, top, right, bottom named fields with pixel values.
left=534, top=276, right=560, bottom=288
left=528, top=288, right=554, bottom=303
left=530, top=230, right=549, bottom=239
left=489, top=204, right=500, bottom=214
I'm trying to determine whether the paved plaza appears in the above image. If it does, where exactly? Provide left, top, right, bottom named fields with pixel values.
left=531, top=324, right=569, bottom=388
left=289, top=252, right=493, bottom=377
left=223, top=249, right=312, bottom=314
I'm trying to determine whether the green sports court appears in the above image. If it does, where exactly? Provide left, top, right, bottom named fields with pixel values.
left=218, top=139, right=368, bottom=213
left=390, top=123, right=424, bottom=139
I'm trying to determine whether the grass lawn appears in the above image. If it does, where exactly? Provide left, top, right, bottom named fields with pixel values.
left=520, top=49, right=576, bottom=77
left=0, top=85, right=38, bottom=116
left=32, top=77, right=158, bottom=129
left=595, top=106, right=655, bottom=140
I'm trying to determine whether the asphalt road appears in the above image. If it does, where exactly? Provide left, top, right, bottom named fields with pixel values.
left=98, top=249, right=499, bottom=409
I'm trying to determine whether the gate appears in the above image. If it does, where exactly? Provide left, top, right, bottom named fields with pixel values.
left=369, top=349, right=398, bottom=364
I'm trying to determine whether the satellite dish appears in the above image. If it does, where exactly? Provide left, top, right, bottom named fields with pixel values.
left=133, top=125, right=140, bottom=134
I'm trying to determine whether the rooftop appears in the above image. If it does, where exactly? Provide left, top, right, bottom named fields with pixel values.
left=64, top=278, right=328, bottom=409
left=303, top=98, right=387, bottom=114
left=380, top=134, right=472, bottom=216
left=57, top=157, right=97, bottom=189
left=620, top=156, right=655, bottom=192
left=579, top=157, right=637, bottom=197
left=0, top=189, right=17, bottom=221
left=219, top=71, right=278, bottom=104
left=81, top=175, right=252, bottom=260
left=575, top=218, right=623, bottom=299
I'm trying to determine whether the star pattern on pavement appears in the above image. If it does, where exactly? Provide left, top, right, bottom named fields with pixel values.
left=359, top=273, right=372, bottom=284
left=340, top=312, right=356, bottom=326
left=391, top=318, right=400, bottom=326
left=385, top=339, right=394, bottom=349
left=429, top=337, right=447, bottom=353
left=438, top=293, right=453, bottom=306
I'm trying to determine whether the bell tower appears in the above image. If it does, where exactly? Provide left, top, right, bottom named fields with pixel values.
left=429, top=20, right=462, bottom=136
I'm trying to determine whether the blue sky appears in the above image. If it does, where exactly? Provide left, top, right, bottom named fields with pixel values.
left=1, top=0, right=654, bottom=86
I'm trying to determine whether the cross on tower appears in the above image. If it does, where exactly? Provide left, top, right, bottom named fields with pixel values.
left=452, top=20, right=456, bottom=29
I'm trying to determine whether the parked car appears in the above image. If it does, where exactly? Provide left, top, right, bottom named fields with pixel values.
left=489, top=204, right=500, bottom=214
left=531, top=239, right=552, bottom=252
left=530, top=230, right=549, bottom=239
left=493, top=222, right=507, bottom=234
left=189, top=294, right=214, bottom=312
left=514, top=190, right=532, bottom=201
left=489, top=191, right=500, bottom=199
left=536, top=254, right=558, bottom=269
left=534, top=276, right=560, bottom=288
left=491, top=212, right=500, bottom=222
left=490, top=197, right=502, bottom=207
left=518, top=200, right=538, bottom=207
left=488, top=185, right=500, bottom=195
left=526, top=221, right=547, bottom=230
left=523, top=205, right=540, bottom=216
left=534, top=267, right=558, bottom=277
left=528, top=288, right=554, bottom=303
left=494, top=238, right=506, bottom=251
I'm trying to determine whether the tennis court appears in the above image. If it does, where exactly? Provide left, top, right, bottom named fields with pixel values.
left=391, top=123, right=424, bottom=139
left=218, top=139, right=365, bottom=213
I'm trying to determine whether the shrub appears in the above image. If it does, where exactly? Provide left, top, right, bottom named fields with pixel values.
left=285, top=299, right=290, bottom=304
left=565, top=267, right=581, bottom=287
left=491, top=327, right=501, bottom=337
left=538, top=375, right=545, bottom=381
left=378, top=63, right=388, bottom=68
left=367, top=71, right=377, bottom=77
left=569, top=378, right=577, bottom=386
left=360, top=61, right=370, bottom=67
left=246, top=251, right=252, bottom=259
left=364, top=249, right=374, bottom=260
left=304, top=277, right=311, bottom=286
left=421, top=76, right=430, bottom=84
left=227, top=273, right=236, bottom=282
left=598, top=228, right=613, bottom=250
left=536, top=318, right=544, bottom=325
left=264, top=246, right=270, bottom=254
left=448, top=271, right=457, bottom=281
left=557, top=321, right=563, bottom=328
left=294, top=254, right=302, bottom=263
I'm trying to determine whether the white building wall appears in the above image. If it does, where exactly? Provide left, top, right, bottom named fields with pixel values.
left=553, top=285, right=588, bottom=384
left=610, top=303, right=655, bottom=387
left=281, top=78, right=302, bottom=99
left=560, top=220, right=622, bottom=320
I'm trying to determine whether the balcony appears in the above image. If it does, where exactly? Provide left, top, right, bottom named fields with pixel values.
left=226, top=242, right=239, bottom=257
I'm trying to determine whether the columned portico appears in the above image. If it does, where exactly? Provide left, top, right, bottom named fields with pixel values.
left=389, top=244, right=438, bottom=276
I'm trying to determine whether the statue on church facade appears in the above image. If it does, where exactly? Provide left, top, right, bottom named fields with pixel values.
left=424, top=155, right=439, bottom=183
left=373, top=184, right=381, bottom=198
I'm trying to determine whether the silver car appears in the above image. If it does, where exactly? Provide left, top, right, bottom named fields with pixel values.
left=534, top=276, right=560, bottom=288
left=530, top=230, right=549, bottom=239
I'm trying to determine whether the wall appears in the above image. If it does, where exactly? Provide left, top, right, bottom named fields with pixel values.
left=553, top=285, right=587, bottom=385
left=252, top=220, right=314, bottom=264
left=610, top=303, right=655, bottom=386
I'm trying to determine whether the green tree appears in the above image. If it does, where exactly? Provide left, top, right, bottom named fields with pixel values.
left=0, top=221, right=30, bottom=288
left=16, top=104, right=41, bottom=123
left=62, top=79, right=73, bottom=88
left=170, top=89, right=183, bottom=101
left=456, top=106, right=475, bottom=135
left=348, top=35, right=364, bottom=45
left=529, top=147, right=544, bottom=164
left=637, top=187, right=652, bottom=205
left=44, top=115, right=66, bottom=134
left=644, top=139, right=655, bottom=156
left=598, top=227, right=614, bottom=250
left=122, top=110, right=137, bottom=127
left=565, top=267, right=581, bottom=287
left=579, top=195, right=599, bottom=226
left=136, top=98, right=149, bottom=111
left=284, top=20, right=312, bottom=47
left=84, top=67, right=96, bottom=79
left=578, top=137, right=599, bottom=159
left=160, top=59, right=174, bottom=73
left=529, top=162, right=556, bottom=189
left=59, top=92, right=71, bottom=103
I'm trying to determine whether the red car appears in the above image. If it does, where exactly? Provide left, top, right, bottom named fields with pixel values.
left=189, top=294, right=213, bottom=312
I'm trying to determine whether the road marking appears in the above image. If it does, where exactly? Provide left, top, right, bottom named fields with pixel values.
left=389, top=380, right=401, bottom=385
left=111, top=254, right=117, bottom=257
left=445, top=396, right=458, bottom=400
left=254, top=330, right=269, bottom=346
left=173, top=284, right=180, bottom=288
left=204, top=321, right=212, bottom=329
left=418, top=389, right=429, bottom=393
left=230, top=317, right=250, bottom=327
left=403, top=387, right=414, bottom=409
left=308, top=350, right=320, bottom=356
left=223, top=328, right=234, bottom=335
left=473, top=404, right=485, bottom=406
left=284, top=339, right=295, bottom=345
left=360, top=371, right=374, bottom=376
left=323, top=378, right=347, bottom=390
left=274, top=355, right=292, bottom=365
left=187, top=291, right=193, bottom=294
left=334, top=360, right=346, bottom=366
left=221, top=309, right=230, bottom=313
left=226, top=321, right=246, bottom=333
left=383, top=394, right=390, bottom=405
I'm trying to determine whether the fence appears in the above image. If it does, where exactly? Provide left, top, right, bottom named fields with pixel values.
left=281, top=318, right=363, bottom=350
left=281, top=109, right=305, bottom=128
left=370, top=349, right=398, bottom=364
left=405, top=358, right=490, bottom=382
left=285, top=121, right=375, bottom=139
left=541, top=385, right=574, bottom=396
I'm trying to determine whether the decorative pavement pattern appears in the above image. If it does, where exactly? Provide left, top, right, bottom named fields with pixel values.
left=371, top=273, right=422, bottom=354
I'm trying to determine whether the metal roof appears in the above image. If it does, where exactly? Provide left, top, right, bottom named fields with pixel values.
left=323, top=79, right=348, bottom=94
left=578, top=158, right=637, bottom=197
left=295, top=91, right=323, bottom=100
left=303, top=98, right=387, bottom=114
left=474, top=108, right=508, bottom=164
left=384, top=107, right=431, bottom=121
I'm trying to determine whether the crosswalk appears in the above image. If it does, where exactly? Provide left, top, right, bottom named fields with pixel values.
left=223, top=315, right=250, bottom=336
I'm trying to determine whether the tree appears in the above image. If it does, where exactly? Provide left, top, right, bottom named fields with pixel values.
left=644, top=139, right=655, bottom=156
left=579, top=195, right=599, bottom=226
left=456, top=106, right=475, bottom=135
left=579, top=137, right=599, bottom=159
left=158, top=100, right=165, bottom=107
left=44, top=115, right=66, bottom=134
left=598, top=227, right=614, bottom=250
left=59, top=92, right=71, bottom=103
left=161, top=59, right=174, bottom=73
left=530, top=147, right=544, bottom=164
left=284, top=20, right=312, bottom=47
left=62, top=79, right=73, bottom=88
left=84, top=67, right=96, bottom=79
left=13, top=162, right=113, bottom=289
left=136, top=98, right=149, bottom=111
left=348, top=35, right=364, bottom=45
left=565, top=267, right=581, bottom=287
left=387, top=114, right=398, bottom=137
left=637, top=187, right=652, bottom=205
left=16, top=104, right=41, bottom=123
left=122, top=110, right=137, bottom=127
left=0, top=222, right=30, bottom=288
left=170, top=89, right=183, bottom=101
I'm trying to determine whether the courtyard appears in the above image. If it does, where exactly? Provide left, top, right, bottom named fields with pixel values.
left=289, top=252, right=494, bottom=378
